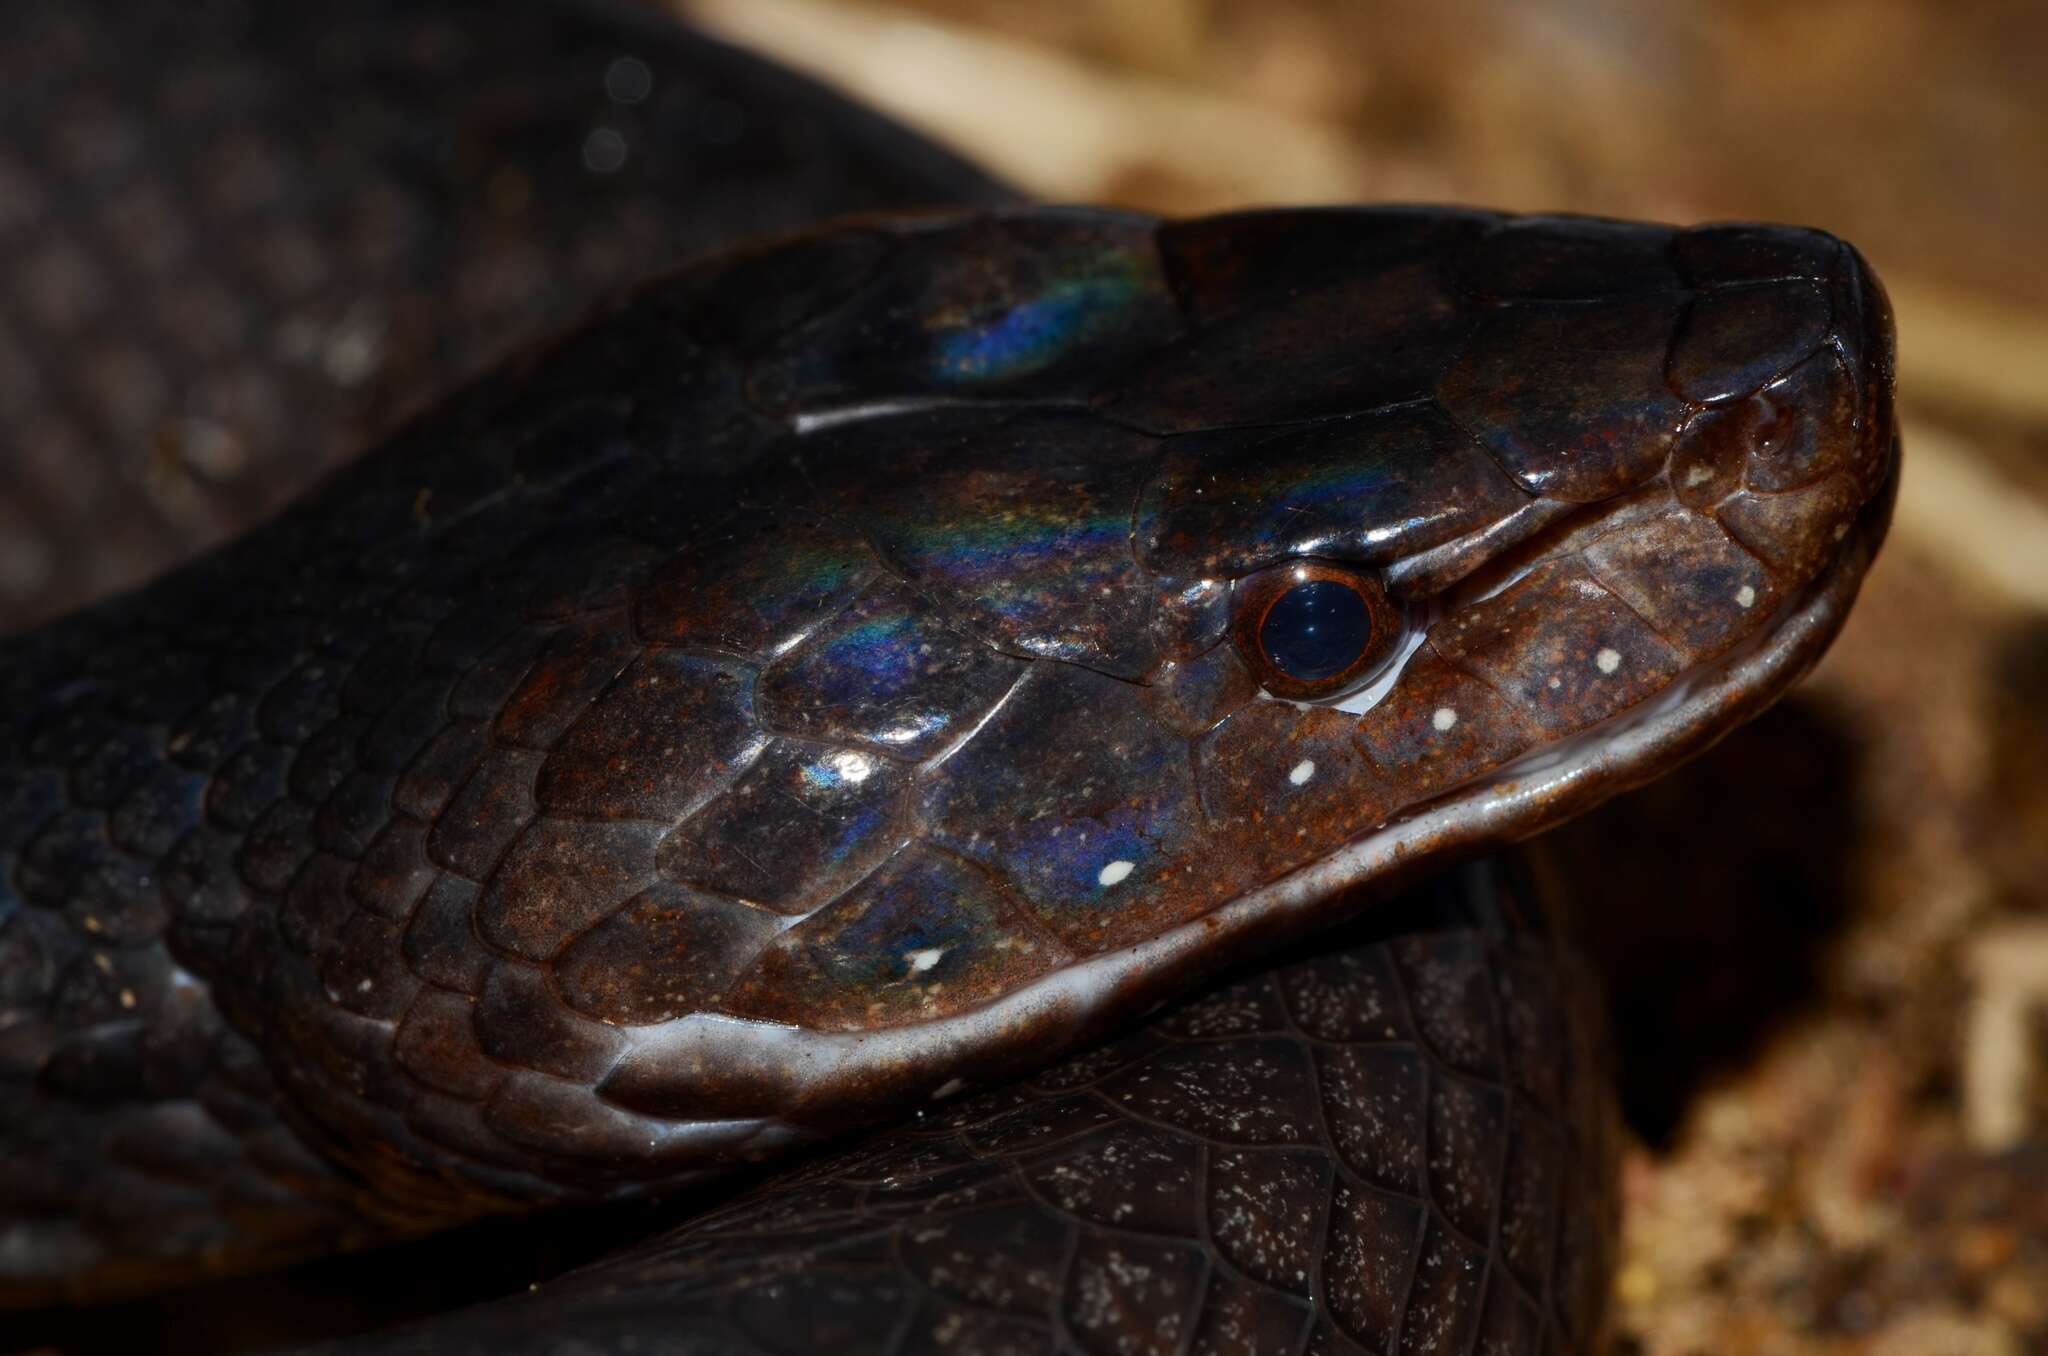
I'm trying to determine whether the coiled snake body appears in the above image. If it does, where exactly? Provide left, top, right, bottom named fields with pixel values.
left=0, top=4, right=1898, bottom=1353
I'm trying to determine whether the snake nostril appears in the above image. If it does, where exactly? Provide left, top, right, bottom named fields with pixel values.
left=1671, top=340, right=1860, bottom=508
left=1744, top=350, right=1857, bottom=493
left=1753, top=402, right=1795, bottom=459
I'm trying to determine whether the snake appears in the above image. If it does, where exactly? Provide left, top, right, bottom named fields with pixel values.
left=0, top=3, right=1899, bottom=1354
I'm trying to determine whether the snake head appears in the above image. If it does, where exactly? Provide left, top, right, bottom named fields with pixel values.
left=533, top=207, right=1896, bottom=1153
left=1115, top=210, right=1898, bottom=906
left=99, top=208, right=1886, bottom=1192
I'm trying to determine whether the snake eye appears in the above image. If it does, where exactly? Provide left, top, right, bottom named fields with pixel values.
left=1230, top=561, right=1402, bottom=701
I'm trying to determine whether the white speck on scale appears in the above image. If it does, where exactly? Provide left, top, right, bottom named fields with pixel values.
left=1735, top=584, right=1757, bottom=609
left=905, top=948, right=944, bottom=973
left=1595, top=647, right=1622, bottom=674
left=1431, top=707, right=1458, bottom=732
left=1288, top=759, right=1316, bottom=786
left=1098, top=859, right=1135, bottom=887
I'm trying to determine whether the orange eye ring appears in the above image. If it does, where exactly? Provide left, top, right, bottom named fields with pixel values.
left=1228, top=560, right=1401, bottom=701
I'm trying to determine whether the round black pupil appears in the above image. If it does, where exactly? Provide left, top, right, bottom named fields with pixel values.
left=1259, top=580, right=1372, bottom=682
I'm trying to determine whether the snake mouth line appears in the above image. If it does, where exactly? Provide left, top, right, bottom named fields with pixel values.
left=611, top=453, right=1896, bottom=1135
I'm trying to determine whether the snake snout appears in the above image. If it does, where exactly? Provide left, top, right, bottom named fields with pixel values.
left=1663, top=226, right=1899, bottom=586
left=1171, top=220, right=1905, bottom=927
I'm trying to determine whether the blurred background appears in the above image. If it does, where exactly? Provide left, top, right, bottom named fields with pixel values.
left=676, top=2, right=2048, bottom=1353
